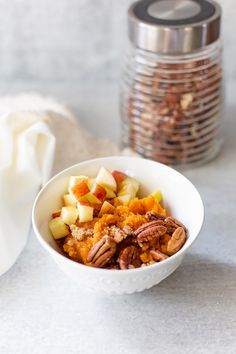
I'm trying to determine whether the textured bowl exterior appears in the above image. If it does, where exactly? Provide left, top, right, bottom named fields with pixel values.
left=32, top=156, right=204, bottom=294
left=53, top=252, right=184, bottom=294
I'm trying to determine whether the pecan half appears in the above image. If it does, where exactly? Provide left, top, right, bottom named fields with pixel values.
left=167, top=227, right=187, bottom=255
left=145, top=211, right=166, bottom=222
left=119, top=246, right=141, bottom=270
left=134, top=220, right=165, bottom=235
left=165, top=217, right=187, bottom=232
left=134, top=221, right=167, bottom=242
left=87, top=236, right=116, bottom=268
left=150, top=250, right=169, bottom=262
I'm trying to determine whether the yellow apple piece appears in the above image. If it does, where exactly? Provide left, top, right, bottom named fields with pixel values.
left=120, top=176, right=139, bottom=194
left=98, top=201, right=115, bottom=217
left=85, top=194, right=100, bottom=204
left=96, top=167, right=117, bottom=191
left=80, top=184, right=106, bottom=204
left=152, top=190, right=163, bottom=203
left=77, top=203, right=94, bottom=222
left=71, top=179, right=90, bottom=201
left=68, top=175, right=88, bottom=190
left=118, top=183, right=136, bottom=197
left=112, top=170, right=127, bottom=187
left=117, top=184, right=137, bottom=204
left=61, top=206, right=79, bottom=225
left=85, top=193, right=100, bottom=204
left=63, top=194, right=77, bottom=207
left=104, top=186, right=117, bottom=199
left=87, top=177, right=96, bottom=190
left=49, top=217, right=69, bottom=239
left=117, top=194, right=132, bottom=204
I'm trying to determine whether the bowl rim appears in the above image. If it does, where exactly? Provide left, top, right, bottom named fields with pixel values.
left=32, top=156, right=204, bottom=274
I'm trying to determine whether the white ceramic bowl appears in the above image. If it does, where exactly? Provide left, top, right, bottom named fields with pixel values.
left=32, top=156, right=204, bottom=294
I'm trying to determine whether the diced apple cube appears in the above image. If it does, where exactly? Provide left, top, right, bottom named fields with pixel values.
left=120, top=176, right=139, bottom=194
left=87, top=178, right=95, bottom=190
left=71, top=179, right=90, bottom=201
left=68, top=175, right=88, bottom=189
left=63, top=194, right=77, bottom=207
left=77, top=203, right=94, bottom=222
left=61, top=206, right=79, bottom=225
left=79, top=183, right=106, bottom=204
left=117, top=184, right=137, bottom=204
left=152, top=190, right=163, bottom=203
left=104, top=186, right=117, bottom=199
left=96, top=167, right=117, bottom=191
left=112, top=170, right=127, bottom=187
left=49, top=217, right=69, bottom=239
left=90, top=183, right=106, bottom=203
left=98, top=201, right=115, bottom=217
left=117, top=194, right=133, bottom=204
left=118, top=183, right=136, bottom=198
left=85, top=193, right=101, bottom=204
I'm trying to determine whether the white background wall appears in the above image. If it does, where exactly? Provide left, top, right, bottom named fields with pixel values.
left=0, top=0, right=234, bottom=86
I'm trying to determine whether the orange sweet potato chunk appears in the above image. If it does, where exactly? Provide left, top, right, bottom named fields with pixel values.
left=63, top=236, right=93, bottom=264
left=129, top=196, right=166, bottom=216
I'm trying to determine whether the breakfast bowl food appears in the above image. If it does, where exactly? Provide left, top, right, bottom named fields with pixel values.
left=32, top=156, right=204, bottom=294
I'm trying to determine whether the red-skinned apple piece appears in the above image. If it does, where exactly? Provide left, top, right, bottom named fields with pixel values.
left=78, top=200, right=95, bottom=207
left=71, top=180, right=90, bottom=200
left=91, top=184, right=106, bottom=203
left=112, top=170, right=127, bottom=187
left=52, top=210, right=61, bottom=218
left=69, top=176, right=88, bottom=189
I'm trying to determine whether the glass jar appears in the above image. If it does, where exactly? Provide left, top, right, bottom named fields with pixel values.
left=120, top=0, right=223, bottom=166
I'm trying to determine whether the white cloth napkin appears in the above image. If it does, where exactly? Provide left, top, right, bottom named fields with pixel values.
left=0, top=93, right=120, bottom=276
left=0, top=111, right=56, bottom=276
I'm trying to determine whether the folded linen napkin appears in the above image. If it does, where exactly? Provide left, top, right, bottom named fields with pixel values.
left=0, top=94, right=119, bottom=276
left=0, top=111, right=55, bottom=276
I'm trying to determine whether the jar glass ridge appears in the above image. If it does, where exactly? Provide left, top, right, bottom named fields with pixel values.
left=120, top=0, right=223, bottom=167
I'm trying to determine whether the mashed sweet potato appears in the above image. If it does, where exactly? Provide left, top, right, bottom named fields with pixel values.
left=63, top=196, right=166, bottom=265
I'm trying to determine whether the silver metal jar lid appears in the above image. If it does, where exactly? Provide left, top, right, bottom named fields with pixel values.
left=128, top=0, right=221, bottom=54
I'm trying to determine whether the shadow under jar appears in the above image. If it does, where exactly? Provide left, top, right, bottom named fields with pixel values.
left=120, top=0, right=223, bottom=166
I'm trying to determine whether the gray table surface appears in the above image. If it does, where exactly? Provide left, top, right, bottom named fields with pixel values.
left=0, top=83, right=235, bottom=354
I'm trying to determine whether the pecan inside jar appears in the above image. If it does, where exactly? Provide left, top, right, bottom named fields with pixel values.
left=121, top=14, right=223, bottom=167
